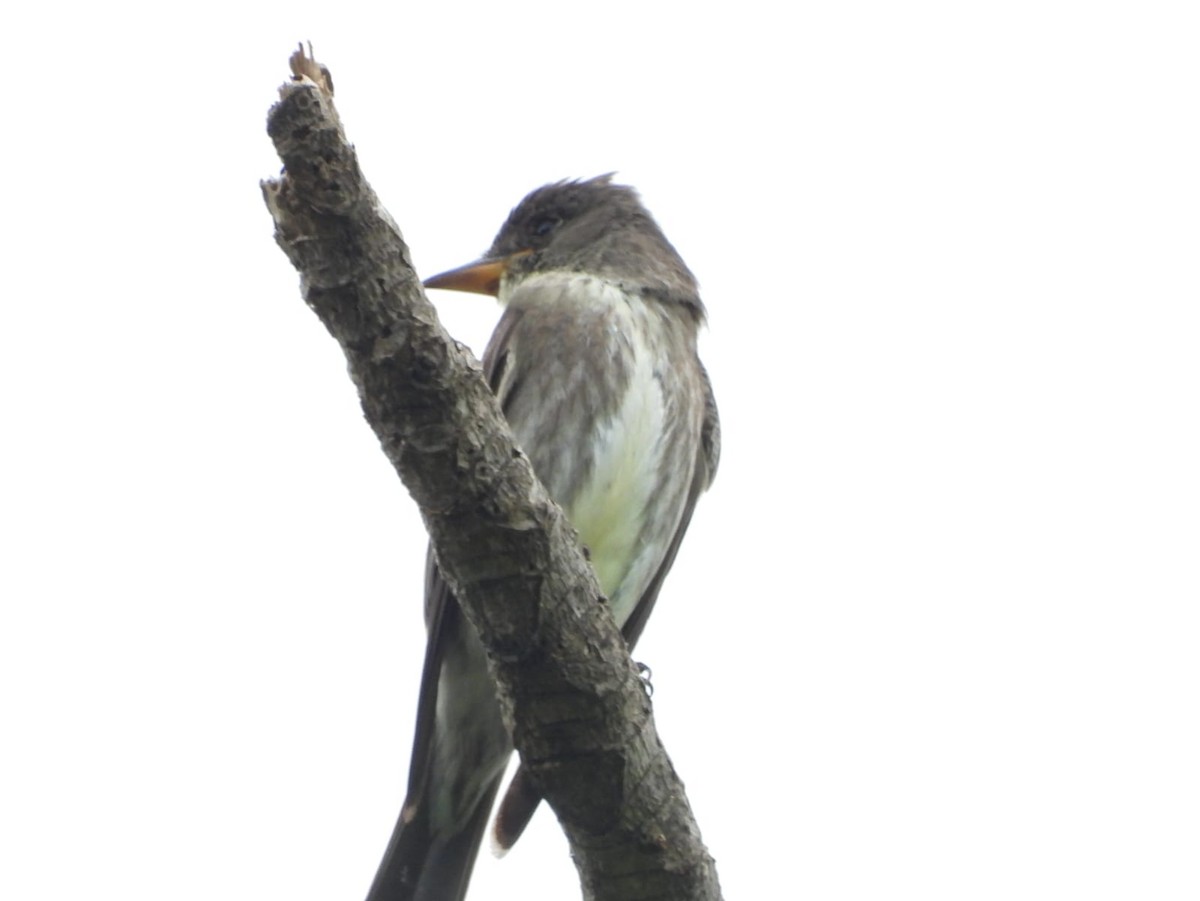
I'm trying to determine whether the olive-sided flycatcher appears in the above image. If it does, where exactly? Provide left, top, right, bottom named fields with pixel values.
left=367, top=175, right=720, bottom=901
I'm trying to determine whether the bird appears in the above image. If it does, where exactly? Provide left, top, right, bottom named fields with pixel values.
left=366, top=175, right=720, bottom=901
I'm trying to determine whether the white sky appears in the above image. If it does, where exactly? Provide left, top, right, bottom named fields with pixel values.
left=2, top=2, right=1197, bottom=899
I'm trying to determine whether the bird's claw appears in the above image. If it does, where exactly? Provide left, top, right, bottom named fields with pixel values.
left=635, top=661, right=654, bottom=697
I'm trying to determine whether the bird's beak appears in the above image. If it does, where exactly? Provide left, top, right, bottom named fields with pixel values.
left=423, top=250, right=532, bottom=297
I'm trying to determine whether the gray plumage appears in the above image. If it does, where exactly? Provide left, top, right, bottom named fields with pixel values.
left=367, top=176, right=719, bottom=901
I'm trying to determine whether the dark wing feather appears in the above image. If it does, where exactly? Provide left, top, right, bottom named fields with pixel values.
left=401, top=306, right=526, bottom=804
left=617, top=358, right=719, bottom=646
left=401, top=553, right=457, bottom=804
left=368, top=310, right=531, bottom=900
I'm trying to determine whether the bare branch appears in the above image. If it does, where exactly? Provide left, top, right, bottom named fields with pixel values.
left=261, top=47, right=721, bottom=901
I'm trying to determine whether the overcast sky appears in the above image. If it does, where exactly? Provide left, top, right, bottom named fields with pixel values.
left=2, top=2, right=1197, bottom=899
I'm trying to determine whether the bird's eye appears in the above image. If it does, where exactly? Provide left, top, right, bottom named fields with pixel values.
left=531, top=217, right=557, bottom=238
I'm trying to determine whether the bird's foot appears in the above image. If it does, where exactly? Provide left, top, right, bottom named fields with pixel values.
left=635, top=661, right=654, bottom=698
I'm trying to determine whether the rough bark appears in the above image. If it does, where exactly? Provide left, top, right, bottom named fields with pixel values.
left=261, top=46, right=721, bottom=901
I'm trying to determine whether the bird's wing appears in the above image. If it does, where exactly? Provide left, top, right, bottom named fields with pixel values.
left=402, top=551, right=459, bottom=804
left=613, top=359, right=719, bottom=648
left=403, top=306, right=527, bottom=804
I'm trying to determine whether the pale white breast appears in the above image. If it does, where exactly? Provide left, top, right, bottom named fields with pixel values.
left=499, top=273, right=696, bottom=627
left=565, top=296, right=668, bottom=624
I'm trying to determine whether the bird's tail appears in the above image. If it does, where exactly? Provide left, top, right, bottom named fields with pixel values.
left=366, top=776, right=503, bottom=901
left=491, top=764, right=543, bottom=854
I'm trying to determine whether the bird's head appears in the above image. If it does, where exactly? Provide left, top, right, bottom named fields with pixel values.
left=424, top=175, right=701, bottom=315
